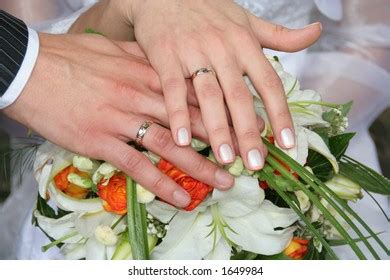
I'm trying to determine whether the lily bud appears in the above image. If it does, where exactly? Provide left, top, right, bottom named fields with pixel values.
left=225, top=156, right=244, bottom=177
left=191, top=138, right=209, bottom=151
left=136, top=183, right=156, bottom=204
left=325, top=175, right=362, bottom=201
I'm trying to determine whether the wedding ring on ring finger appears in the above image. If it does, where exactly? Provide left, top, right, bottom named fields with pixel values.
left=135, top=120, right=154, bottom=148
left=191, top=67, right=217, bottom=80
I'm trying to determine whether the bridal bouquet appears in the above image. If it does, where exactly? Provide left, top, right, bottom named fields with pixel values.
left=32, top=57, right=389, bottom=260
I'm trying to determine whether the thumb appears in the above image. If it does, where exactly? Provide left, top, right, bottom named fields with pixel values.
left=247, top=12, right=322, bottom=52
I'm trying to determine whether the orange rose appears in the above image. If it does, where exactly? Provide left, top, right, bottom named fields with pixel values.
left=97, top=172, right=127, bottom=215
left=284, top=237, right=310, bottom=259
left=53, top=165, right=90, bottom=199
left=157, top=159, right=213, bottom=211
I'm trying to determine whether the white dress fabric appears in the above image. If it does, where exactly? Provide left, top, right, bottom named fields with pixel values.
left=0, top=0, right=389, bottom=259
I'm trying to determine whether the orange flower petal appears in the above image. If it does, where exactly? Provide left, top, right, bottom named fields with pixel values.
left=157, top=159, right=212, bottom=211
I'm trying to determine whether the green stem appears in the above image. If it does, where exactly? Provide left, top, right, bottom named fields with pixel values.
left=265, top=140, right=389, bottom=257
left=288, top=101, right=340, bottom=108
left=260, top=170, right=338, bottom=260
left=126, top=176, right=149, bottom=260
left=267, top=156, right=369, bottom=259
left=111, top=214, right=126, bottom=230
left=41, top=231, right=78, bottom=252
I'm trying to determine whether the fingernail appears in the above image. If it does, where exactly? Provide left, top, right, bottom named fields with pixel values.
left=215, top=169, right=234, bottom=189
left=177, top=128, right=190, bottom=146
left=219, top=144, right=234, bottom=163
left=305, top=22, right=322, bottom=31
left=280, top=128, right=295, bottom=148
left=173, top=189, right=191, bottom=207
left=247, top=149, right=264, bottom=170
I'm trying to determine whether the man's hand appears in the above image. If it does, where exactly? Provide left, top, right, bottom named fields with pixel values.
left=3, top=33, right=234, bottom=207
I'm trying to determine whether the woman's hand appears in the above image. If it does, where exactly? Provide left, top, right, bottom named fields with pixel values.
left=115, top=0, right=322, bottom=170
left=3, top=33, right=234, bottom=207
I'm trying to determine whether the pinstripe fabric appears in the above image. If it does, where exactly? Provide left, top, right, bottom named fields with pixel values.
left=0, top=10, right=28, bottom=97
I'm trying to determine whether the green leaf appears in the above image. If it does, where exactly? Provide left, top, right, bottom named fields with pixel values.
left=230, top=250, right=258, bottom=260
left=259, top=168, right=339, bottom=260
left=340, top=156, right=390, bottom=195
left=339, top=101, right=353, bottom=116
left=126, top=176, right=150, bottom=260
left=267, top=156, right=370, bottom=260
left=328, top=232, right=385, bottom=246
left=84, top=28, right=104, bottom=35
left=255, top=252, right=292, bottom=260
left=306, top=133, right=355, bottom=181
left=265, top=141, right=389, bottom=258
left=35, top=194, right=70, bottom=220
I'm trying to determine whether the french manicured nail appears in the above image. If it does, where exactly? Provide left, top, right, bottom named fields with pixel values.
left=248, top=149, right=264, bottom=170
left=281, top=128, right=295, bottom=148
left=177, top=127, right=190, bottom=146
left=215, top=169, right=234, bottom=189
left=173, top=189, right=191, bottom=207
left=219, top=144, right=234, bottom=163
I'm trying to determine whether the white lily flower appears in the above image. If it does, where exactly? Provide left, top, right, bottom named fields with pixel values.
left=147, top=176, right=298, bottom=260
left=35, top=209, right=125, bottom=260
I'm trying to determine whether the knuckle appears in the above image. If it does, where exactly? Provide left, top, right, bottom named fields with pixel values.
left=151, top=128, right=176, bottom=151
left=193, top=157, right=207, bottom=174
left=235, top=27, right=255, bottom=44
left=211, top=126, right=230, bottom=137
left=226, top=83, right=251, bottom=102
left=111, top=80, right=143, bottom=105
left=274, top=24, right=289, bottom=36
left=120, top=151, right=144, bottom=174
left=242, top=129, right=261, bottom=141
left=151, top=176, right=167, bottom=194
left=169, top=108, right=188, bottom=122
left=163, top=77, right=186, bottom=94
left=188, top=106, right=202, bottom=125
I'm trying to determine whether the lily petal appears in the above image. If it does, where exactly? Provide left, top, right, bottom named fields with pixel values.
left=146, top=200, right=178, bottom=223
left=34, top=211, right=81, bottom=243
left=85, top=238, right=106, bottom=260
left=61, top=243, right=87, bottom=260
left=225, top=203, right=296, bottom=255
left=204, top=237, right=232, bottom=260
left=48, top=182, right=103, bottom=213
left=74, top=211, right=118, bottom=238
left=304, top=128, right=339, bottom=172
left=211, top=176, right=264, bottom=218
left=151, top=211, right=214, bottom=260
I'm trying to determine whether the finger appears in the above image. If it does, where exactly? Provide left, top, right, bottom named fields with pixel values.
left=186, top=55, right=235, bottom=164
left=153, top=51, right=192, bottom=147
left=115, top=113, right=235, bottom=190
left=101, top=137, right=191, bottom=208
left=185, top=79, right=200, bottom=107
left=115, top=41, right=147, bottom=58
left=113, top=86, right=210, bottom=142
left=246, top=12, right=322, bottom=52
left=242, top=47, right=295, bottom=149
left=213, top=60, right=265, bottom=170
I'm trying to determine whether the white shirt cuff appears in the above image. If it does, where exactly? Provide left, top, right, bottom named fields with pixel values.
left=0, top=28, right=40, bottom=109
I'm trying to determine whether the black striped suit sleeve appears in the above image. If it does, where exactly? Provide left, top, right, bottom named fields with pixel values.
left=0, top=10, right=29, bottom=97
